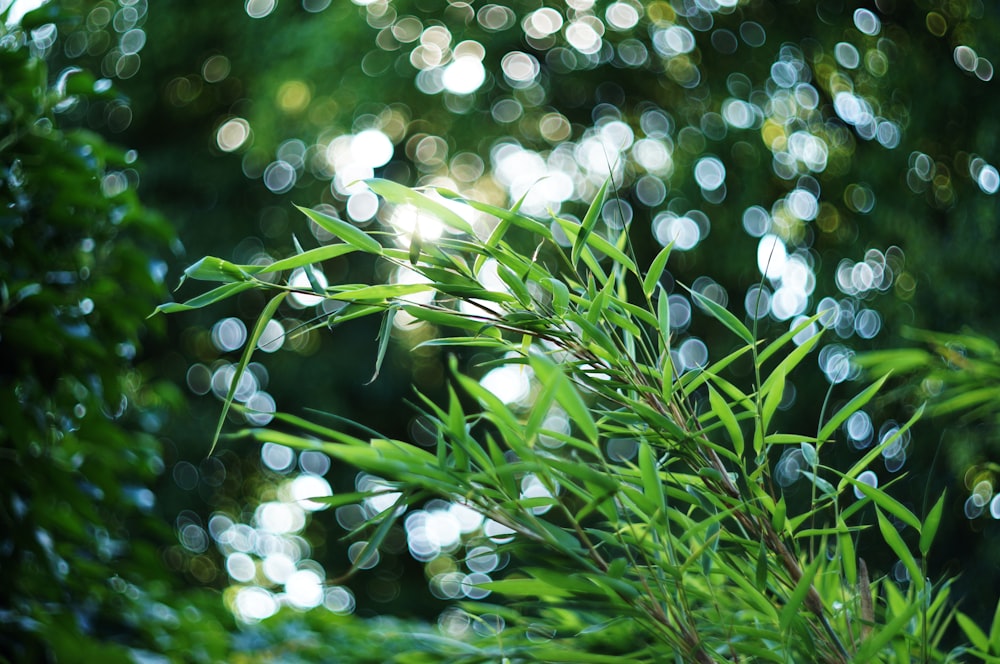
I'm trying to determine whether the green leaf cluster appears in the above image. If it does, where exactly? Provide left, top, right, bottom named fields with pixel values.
left=164, top=181, right=991, bottom=662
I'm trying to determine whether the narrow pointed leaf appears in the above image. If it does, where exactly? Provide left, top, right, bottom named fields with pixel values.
left=638, top=441, right=665, bottom=514
left=366, top=305, right=398, bottom=385
left=296, top=204, right=382, bottom=254
left=875, top=507, right=922, bottom=589
left=757, top=312, right=823, bottom=365
left=919, top=491, right=946, bottom=557
left=643, top=243, right=673, bottom=299
left=957, top=612, right=990, bottom=653
left=153, top=281, right=256, bottom=315
left=817, top=373, right=889, bottom=442
left=779, top=554, right=821, bottom=632
left=838, top=403, right=924, bottom=491
left=847, top=477, right=921, bottom=530
left=838, top=517, right=857, bottom=586
left=572, top=178, right=609, bottom=267
left=181, top=256, right=251, bottom=284
left=689, top=287, right=754, bottom=344
left=543, top=277, right=570, bottom=316
left=292, top=234, right=325, bottom=295
left=708, top=385, right=744, bottom=458
left=255, top=243, right=357, bottom=274
left=210, top=292, right=287, bottom=455
left=760, top=366, right=785, bottom=433
left=529, top=353, right=597, bottom=444
left=365, top=178, right=474, bottom=235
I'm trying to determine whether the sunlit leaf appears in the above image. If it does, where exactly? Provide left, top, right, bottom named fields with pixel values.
left=253, top=243, right=358, bottom=274
left=365, top=178, right=474, bottom=235
left=295, top=204, right=382, bottom=254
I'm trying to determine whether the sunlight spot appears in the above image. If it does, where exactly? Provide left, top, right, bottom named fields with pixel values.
left=235, top=587, right=277, bottom=622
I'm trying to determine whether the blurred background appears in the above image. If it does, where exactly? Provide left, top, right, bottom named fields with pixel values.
left=2, top=0, right=999, bottom=660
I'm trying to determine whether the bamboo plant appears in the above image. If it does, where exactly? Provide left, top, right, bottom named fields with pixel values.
left=160, top=179, right=989, bottom=662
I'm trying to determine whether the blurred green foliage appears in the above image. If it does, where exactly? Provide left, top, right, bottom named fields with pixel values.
left=0, top=6, right=236, bottom=661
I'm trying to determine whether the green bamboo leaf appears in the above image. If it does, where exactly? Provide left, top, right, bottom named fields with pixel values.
left=757, top=312, right=824, bottom=365
left=542, top=278, right=570, bottom=316
left=366, top=305, right=398, bottom=385
left=292, top=234, right=325, bottom=295
left=919, top=491, right=946, bottom=557
left=989, top=599, right=1000, bottom=654
left=365, top=178, right=474, bottom=235
left=583, top=228, right=638, bottom=275
left=763, top=433, right=823, bottom=445
left=760, top=366, right=785, bottom=434
left=210, top=292, right=287, bottom=455
left=688, top=286, right=755, bottom=345
left=761, top=327, right=823, bottom=393
left=433, top=189, right=552, bottom=238
left=957, top=611, right=991, bottom=653
left=846, top=478, right=921, bottom=531
left=529, top=353, right=598, bottom=444
left=755, top=537, right=768, bottom=590
left=638, top=441, right=665, bottom=514
left=656, top=286, right=671, bottom=357
left=817, top=373, right=889, bottom=442
left=180, top=255, right=252, bottom=285
left=152, top=281, right=256, bottom=316
left=295, top=204, right=382, bottom=254
left=408, top=222, right=422, bottom=265
left=477, top=577, right=571, bottom=598
left=931, top=386, right=1000, bottom=417
left=402, top=304, right=500, bottom=335
left=837, top=517, right=857, bottom=586
left=643, top=242, right=673, bottom=299
left=254, top=243, right=357, bottom=274
left=798, top=470, right=836, bottom=499
left=308, top=490, right=397, bottom=509
left=772, top=495, right=786, bottom=534
left=876, top=507, right=923, bottom=589
left=496, top=262, right=532, bottom=306
left=855, top=594, right=923, bottom=660
left=326, top=303, right=384, bottom=327
left=779, top=554, right=821, bottom=632
left=838, top=403, right=924, bottom=491
left=708, top=385, right=744, bottom=458
left=328, top=283, right=432, bottom=301
left=347, top=493, right=407, bottom=576
left=572, top=178, right=609, bottom=267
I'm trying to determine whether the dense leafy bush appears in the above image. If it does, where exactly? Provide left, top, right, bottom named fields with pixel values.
left=165, top=180, right=1000, bottom=661
left=0, top=9, right=232, bottom=662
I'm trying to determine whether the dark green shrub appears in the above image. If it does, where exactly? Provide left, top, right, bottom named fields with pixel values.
left=0, top=10, right=231, bottom=662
